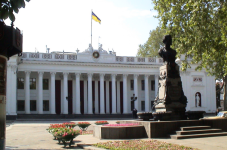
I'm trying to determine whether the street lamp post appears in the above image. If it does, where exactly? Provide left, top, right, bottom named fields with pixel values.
left=0, top=21, right=23, bottom=150
left=131, top=94, right=137, bottom=110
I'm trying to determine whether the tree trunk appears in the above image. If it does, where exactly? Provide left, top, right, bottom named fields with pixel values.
left=224, top=76, right=227, bottom=110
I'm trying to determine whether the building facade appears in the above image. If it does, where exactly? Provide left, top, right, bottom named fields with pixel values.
left=6, top=46, right=216, bottom=117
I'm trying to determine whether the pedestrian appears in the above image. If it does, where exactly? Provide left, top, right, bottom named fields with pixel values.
left=134, top=108, right=137, bottom=119
left=132, top=108, right=137, bottom=119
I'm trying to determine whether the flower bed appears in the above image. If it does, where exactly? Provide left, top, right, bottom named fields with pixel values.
left=95, top=121, right=109, bottom=125
left=93, top=123, right=147, bottom=139
left=93, top=140, right=198, bottom=150
left=103, top=123, right=139, bottom=126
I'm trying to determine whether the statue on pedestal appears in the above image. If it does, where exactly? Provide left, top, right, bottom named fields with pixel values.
left=158, top=35, right=176, bottom=65
left=153, top=35, right=187, bottom=121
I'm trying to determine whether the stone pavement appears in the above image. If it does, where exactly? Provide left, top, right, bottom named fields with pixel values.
left=5, top=118, right=227, bottom=150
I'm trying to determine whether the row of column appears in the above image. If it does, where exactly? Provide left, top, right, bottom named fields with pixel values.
left=23, top=72, right=159, bottom=114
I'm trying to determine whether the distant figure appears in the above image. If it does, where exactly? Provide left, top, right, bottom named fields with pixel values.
left=132, top=108, right=137, bottom=119
left=158, top=35, right=177, bottom=65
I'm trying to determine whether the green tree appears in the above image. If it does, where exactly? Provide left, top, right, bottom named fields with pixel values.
left=137, top=26, right=166, bottom=57
left=0, top=0, right=30, bottom=22
left=152, top=0, right=227, bottom=110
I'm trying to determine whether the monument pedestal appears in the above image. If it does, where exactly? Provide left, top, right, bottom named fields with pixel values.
left=154, top=64, right=187, bottom=120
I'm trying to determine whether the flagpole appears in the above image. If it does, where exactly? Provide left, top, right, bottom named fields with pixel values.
left=91, top=9, right=92, bottom=47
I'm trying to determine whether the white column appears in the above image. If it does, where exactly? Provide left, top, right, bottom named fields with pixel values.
left=123, top=74, right=128, bottom=114
left=25, top=71, right=31, bottom=114
left=63, top=72, right=68, bottom=114
left=10, top=65, right=17, bottom=115
left=134, top=74, right=139, bottom=110
left=38, top=71, right=44, bottom=114
left=155, top=74, right=159, bottom=97
left=145, top=75, right=150, bottom=112
left=6, top=65, right=11, bottom=115
left=111, top=74, right=117, bottom=114
left=106, top=80, right=110, bottom=114
left=116, top=80, right=121, bottom=113
left=95, top=80, right=99, bottom=114
left=100, top=73, right=105, bottom=114
left=75, top=73, right=81, bottom=114
left=87, top=73, right=93, bottom=114
left=50, top=72, right=56, bottom=114
left=84, top=79, right=88, bottom=114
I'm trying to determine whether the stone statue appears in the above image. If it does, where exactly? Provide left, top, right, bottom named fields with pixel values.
left=98, top=44, right=103, bottom=51
left=195, top=93, right=201, bottom=107
left=158, top=35, right=177, bottom=65
left=88, top=44, right=93, bottom=52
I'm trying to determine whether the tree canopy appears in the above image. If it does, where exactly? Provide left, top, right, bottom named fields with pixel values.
left=137, top=26, right=166, bottom=57
left=152, top=0, right=227, bottom=77
left=0, top=0, right=30, bottom=22
left=152, top=0, right=227, bottom=109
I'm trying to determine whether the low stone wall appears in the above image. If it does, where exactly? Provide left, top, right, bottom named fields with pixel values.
left=120, top=119, right=227, bottom=138
left=93, top=125, right=147, bottom=139
left=201, top=118, right=227, bottom=132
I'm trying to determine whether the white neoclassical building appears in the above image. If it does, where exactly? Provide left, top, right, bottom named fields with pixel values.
left=6, top=45, right=216, bottom=118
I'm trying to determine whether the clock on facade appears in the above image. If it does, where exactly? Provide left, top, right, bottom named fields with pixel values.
left=92, top=51, right=100, bottom=59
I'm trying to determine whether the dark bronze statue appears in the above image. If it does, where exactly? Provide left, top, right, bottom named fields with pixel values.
left=158, top=35, right=176, bottom=65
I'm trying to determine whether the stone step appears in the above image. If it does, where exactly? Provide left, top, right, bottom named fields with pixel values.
left=176, top=129, right=222, bottom=135
left=180, top=126, right=211, bottom=131
left=171, top=132, right=227, bottom=139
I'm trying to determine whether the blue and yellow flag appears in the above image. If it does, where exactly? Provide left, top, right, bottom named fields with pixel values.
left=92, top=12, right=101, bottom=24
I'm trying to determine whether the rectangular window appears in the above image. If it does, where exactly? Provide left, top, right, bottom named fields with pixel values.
left=43, top=100, right=49, bottom=111
left=151, top=80, right=155, bottom=91
left=30, top=78, right=36, bottom=89
left=141, top=80, right=145, bottom=91
left=17, top=100, right=25, bottom=111
left=141, top=101, right=145, bottom=111
left=30, top=100, right=36, bottom=111
left=43, top=79, right=49, bottom=90
left=130, top=80, right=134, bottom=90
left=17, top=78, right=24, bottom=89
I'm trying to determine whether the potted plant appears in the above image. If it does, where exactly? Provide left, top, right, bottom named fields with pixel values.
left=77, top=122, right=91, bottom=131
left=95, top=121, right=109, bottom=125
left=63, top=122, right=77, bottom=128
left=46, top=124, right=66, bottom=139
left=54, top=127, right=81, bottom=147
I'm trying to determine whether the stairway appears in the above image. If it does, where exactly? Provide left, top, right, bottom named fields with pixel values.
left=170, top=126, right=227, bottom=139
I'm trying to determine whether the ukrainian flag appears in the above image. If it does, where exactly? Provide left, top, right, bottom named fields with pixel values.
left=92, top=12, right=101, bottom=24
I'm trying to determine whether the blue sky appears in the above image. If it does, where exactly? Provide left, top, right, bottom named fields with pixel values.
left=5, top=0, right=159, bottom=56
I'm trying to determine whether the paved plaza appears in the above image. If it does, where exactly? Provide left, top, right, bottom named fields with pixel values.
left=5, top=118, right=227, bottom=150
